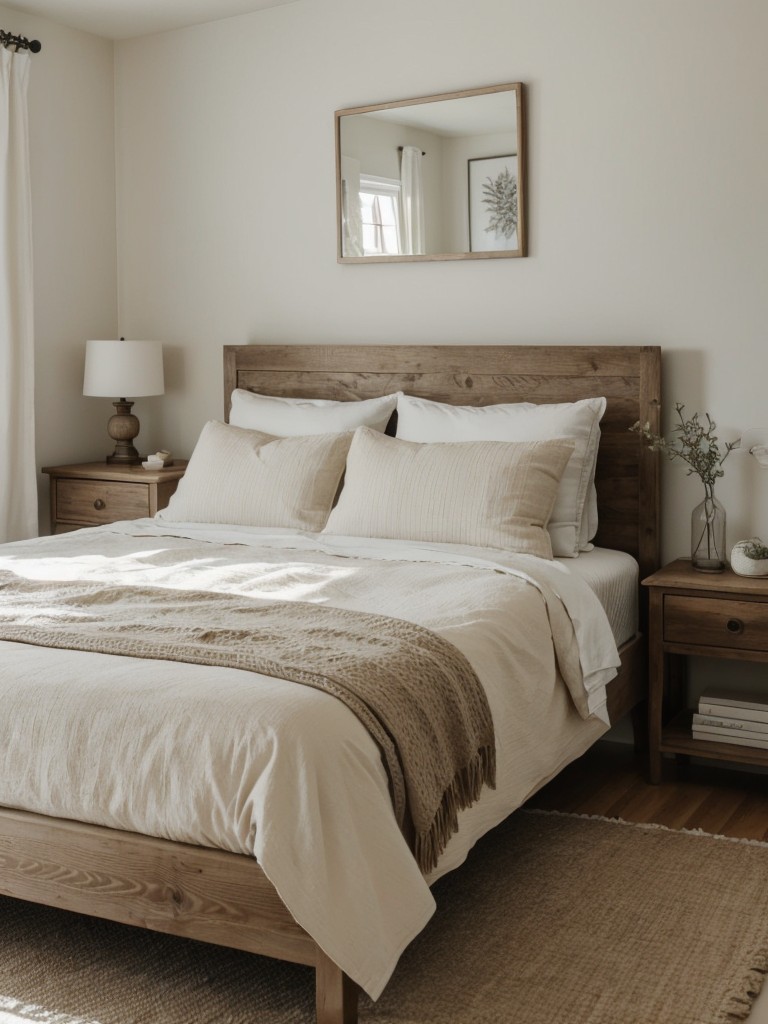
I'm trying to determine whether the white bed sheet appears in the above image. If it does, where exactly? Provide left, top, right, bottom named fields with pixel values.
left=0, top=521, right=620, bottom=998
left=560, top=546, right=639, bottom=647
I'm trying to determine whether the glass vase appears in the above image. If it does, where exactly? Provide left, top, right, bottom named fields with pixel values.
left=691, top=489, right=726, bottom=572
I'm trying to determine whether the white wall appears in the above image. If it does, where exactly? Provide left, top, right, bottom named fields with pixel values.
left=113, top=0, right=768, bottom=570
left=0, top=5, right=117, bottom=528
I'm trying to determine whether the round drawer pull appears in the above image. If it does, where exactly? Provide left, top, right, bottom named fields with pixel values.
left=726, top=618, right=744, bottom=635
left=93, top=498, right=106, bottom=510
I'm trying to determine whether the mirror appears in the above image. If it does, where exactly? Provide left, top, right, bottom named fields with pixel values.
left=335, top=82, right=526, bottom=263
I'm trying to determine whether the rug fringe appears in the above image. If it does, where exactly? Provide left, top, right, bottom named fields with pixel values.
left=525, top=808, right=768, bottom=1022
left=524, top=807, right=768, bottom=848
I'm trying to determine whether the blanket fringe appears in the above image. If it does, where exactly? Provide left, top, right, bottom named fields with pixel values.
left=414, top=744, right=496, bottom=874
left=720, top=962, right=768, bottom=1021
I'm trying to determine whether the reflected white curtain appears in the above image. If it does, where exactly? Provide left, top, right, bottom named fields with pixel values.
left=0, top=47, right=37, bottom=542
left=340, top=155, right=363, bottom=257
left=399, top=145, right=425, bottom=256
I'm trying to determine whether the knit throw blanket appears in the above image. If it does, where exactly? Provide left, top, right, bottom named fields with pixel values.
left=0, top=572, right=496, bottom=873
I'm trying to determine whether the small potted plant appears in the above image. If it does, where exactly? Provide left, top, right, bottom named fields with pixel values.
left=731, top=538, right=768, bottom=578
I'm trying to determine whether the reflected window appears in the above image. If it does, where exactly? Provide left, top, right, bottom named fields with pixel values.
left=359, top=176, right=401, bottom=256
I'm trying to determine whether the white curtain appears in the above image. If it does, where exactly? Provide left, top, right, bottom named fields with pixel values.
left=340, top=155, right=363, bottom=257
left=0, top=46, right=37, bottom=542
left=399, top=145, right=425, bottom=256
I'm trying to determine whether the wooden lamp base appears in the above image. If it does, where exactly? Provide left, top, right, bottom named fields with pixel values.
left=106, top=399, right=141, bottom=464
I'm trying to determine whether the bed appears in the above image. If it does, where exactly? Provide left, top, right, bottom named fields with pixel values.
left=0, top=343, right=660, bottom=1024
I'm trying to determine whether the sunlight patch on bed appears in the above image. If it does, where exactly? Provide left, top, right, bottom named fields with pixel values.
left=1, top=551, right=169, bottom=580
left=247, top=563, right=358, bottom=600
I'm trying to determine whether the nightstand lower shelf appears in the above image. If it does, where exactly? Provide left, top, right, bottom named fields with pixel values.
left=661, top=710, right=768, bottom=769
left=644, top=560, right=768, bottom=782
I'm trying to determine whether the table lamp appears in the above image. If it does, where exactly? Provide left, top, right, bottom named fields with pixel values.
left=83, top=339, right=165, bottom=464
left=738, top=428, right=768, bottom=468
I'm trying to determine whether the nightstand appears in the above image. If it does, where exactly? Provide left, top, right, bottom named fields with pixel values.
left=42, top=461, right=187, bottom=534
left=643, top=559, right=768, bottom=782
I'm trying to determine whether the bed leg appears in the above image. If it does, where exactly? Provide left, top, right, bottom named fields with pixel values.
left=315, top=948, right=359, bottom=1024
left=630, top=699, right=648, bottom=752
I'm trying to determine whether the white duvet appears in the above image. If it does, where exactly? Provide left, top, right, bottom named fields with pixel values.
left=0, top=521, right=618, bottom=998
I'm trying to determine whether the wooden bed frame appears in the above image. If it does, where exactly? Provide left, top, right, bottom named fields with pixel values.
left=0, top=344, right=661, bottom=1024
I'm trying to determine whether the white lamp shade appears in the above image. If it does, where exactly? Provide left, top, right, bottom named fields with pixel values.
left=83, top=340, right=164, bottom=398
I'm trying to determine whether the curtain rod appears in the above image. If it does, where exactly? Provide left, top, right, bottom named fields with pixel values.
left=1, top=29, right=42, bottom=53
left=398, top=146, right=426, bottom=156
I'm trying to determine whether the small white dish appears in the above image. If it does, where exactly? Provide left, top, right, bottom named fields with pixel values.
left=142, top=460, right=166, bottom=470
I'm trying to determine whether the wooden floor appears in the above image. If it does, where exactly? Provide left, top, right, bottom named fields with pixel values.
left=527, top=740, right=768, bottom=841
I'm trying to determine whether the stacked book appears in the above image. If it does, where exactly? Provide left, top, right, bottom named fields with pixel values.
left=693, top=689, right=768, bottom=749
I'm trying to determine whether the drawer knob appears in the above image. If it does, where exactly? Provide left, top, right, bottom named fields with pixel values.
left=726, top=618, right=744, bottom=635
left=93, top=498, right=106, bottom=510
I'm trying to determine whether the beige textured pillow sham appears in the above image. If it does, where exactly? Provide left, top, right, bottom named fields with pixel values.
left=395, top=393, right=606, bottom=557
left=156, top=420, right=352, bottom=530
left=322, top=427, right=575, bottom=558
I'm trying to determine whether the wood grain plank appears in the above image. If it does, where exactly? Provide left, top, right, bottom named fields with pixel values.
left=529, top=740, right=768, bottom=842
left=574, top=773, right=649, bottom=819
left=633, top=783, right=714, bottom=831
left=225, top=344, right=650, bottom=378
left=316, top=948, right=359, bottom=1024
left=0, top=808, right=316, bottom=966
left=233, top=372, right=646, bottom=408
left=693, top=787, right=753, bottom=837
left=720, top=794, right=768, bottom=841
left=606, top=636, right=645, bottom=727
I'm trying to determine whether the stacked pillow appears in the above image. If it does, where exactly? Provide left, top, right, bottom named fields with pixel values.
left=394, top=393, right=606, bottom=557
left=158, top=391, right=399, bottom=530
left=156, top=421, right=352, bottom=532
left=229, top=388, right=398, bottom=435
left=158, top=389, right=606, bottom=559
left=322, top=427, right=574, bottom=560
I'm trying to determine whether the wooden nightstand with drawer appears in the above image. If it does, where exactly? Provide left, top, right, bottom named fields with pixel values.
left=43, top=461, right=187, bottom=533
left=643, top=559, right=768, bottom=782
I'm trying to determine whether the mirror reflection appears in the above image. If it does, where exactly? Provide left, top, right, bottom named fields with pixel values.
left=335, top=82, right=526, bottom=263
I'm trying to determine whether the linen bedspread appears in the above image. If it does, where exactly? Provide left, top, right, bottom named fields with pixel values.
left=0, top=521, right=617, bottom=998
left=0, top=573, right=497, bottom=875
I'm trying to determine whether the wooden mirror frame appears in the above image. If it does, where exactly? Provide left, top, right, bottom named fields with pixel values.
left=335, top=82, right=526, bottom=264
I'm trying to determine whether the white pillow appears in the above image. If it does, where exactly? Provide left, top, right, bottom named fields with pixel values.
left=156, top=420, right=352, bottom=531
left=395, top=394, right=606, bottom=557
left=322, top=427, right=575, bottom=559
left=229, top=389, right=398, bottom=436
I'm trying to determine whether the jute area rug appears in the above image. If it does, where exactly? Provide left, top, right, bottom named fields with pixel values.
left=1, top=810, right=767, bottom=1024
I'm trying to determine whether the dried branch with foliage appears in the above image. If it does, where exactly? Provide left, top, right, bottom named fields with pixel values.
left=630, top=402, right=737, bottom=494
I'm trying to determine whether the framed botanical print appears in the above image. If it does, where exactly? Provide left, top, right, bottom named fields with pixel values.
left=468, top=154, right=521, bottom=255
